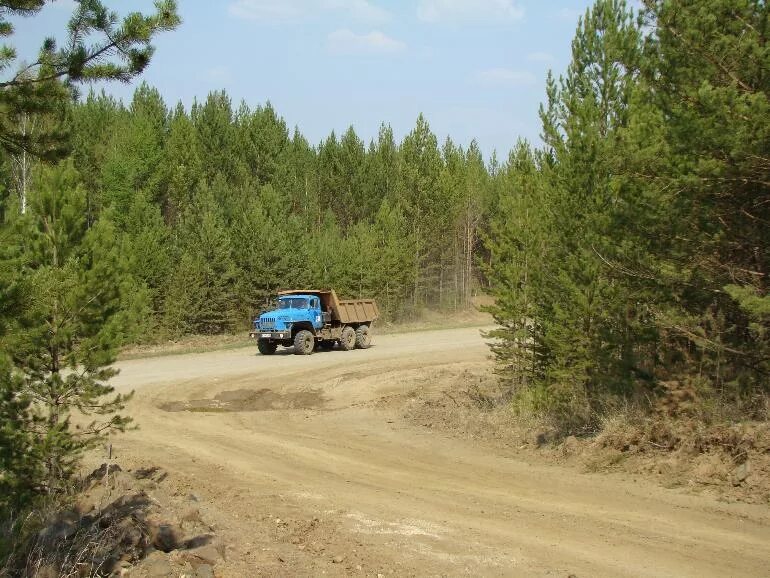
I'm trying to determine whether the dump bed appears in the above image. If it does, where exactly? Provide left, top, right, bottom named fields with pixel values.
left=336, top=298, right=379, bottom=324
left=278, top=289, right=379, bottom=324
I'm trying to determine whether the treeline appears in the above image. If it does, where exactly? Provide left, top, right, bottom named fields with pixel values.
left=4, top=90, right=493, bottom=338
left=485, top=0, right=770, bottom=433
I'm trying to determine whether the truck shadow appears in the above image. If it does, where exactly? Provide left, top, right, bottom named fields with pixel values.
left=254, top=344, right=377, bottom=356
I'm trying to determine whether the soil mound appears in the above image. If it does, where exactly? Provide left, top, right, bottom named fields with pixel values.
left=159, top=387, right=326, bottom=413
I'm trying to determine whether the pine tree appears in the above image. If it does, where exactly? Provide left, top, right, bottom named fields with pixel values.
left=284, top=127, right=320, bottom=220
left=308, top=211, right=351, bottom=292
left=398, top=114, right=443, bottom=309
left=370, top=200, right=414, bottom=319
left=346, top=220, right=378, bottom=298
left=458, top=141, right=487, bottom=308
left=337, top=125, right=366, bottom=227
left=0, top=0, right=179, bottom=166
left=235, top=101, right=291, bottom=187
left=7, top=161, right=142, bottom=491
left=192, top=91, right=242, bottom=185
left=70, top=90, right=125, bottom=223
left=123, top=189, right=171, bottom=331
left=365, top=124, right=399, bottom=207
left=0, top=357, right=38, bottom=511
left=632, top=0, right=770, bottom=407
left=317, top=131, right=344, bottom=216
left=160, top=102, right=204, bottom=222
left=436, top=137, right=463, bottom=308
left=229, top=183, right=311, bottom=322
left=485, top=0, right=644, bottom=430
left=101, top=83, right=168, bottom=229
left=0, top=223, right=40, bottom=509
left=0, top=0, right=178, bottom=512
left=164, top=186, right=238, bottom=335
left=484, top=142, right=551, bottom=395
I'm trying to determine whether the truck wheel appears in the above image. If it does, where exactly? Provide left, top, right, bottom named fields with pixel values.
left=294, top=330, right=314, bottom=355
left=355, top=324, right=371, bottom=349
left=258, top=339, right=277, bottom=355
left=340, top=326, right=356, bottom=351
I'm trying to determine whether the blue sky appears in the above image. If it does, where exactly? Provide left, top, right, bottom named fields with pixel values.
left=12, top=0, right=598, bottom=157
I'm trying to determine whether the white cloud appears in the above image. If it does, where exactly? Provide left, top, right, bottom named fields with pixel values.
left=228, top=0, right=390, bottom=23
left=527, top=51, right=554, bottom=62
left=322, top=0, right=390, bottom=24
left=417, top=0, right=524, bottom=24
left=327, top=29, right=406, bottom=54
left=474, top=68, right=536, bottom=87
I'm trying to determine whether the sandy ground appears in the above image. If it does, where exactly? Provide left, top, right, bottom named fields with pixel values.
left=104, top=326, right=770, bottom=577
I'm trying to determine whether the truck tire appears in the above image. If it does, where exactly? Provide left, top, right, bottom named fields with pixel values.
left=355, top=324, right=371, bottom=349
left=257, top=339, right=277, bottom=355
left=340, top=326, right=356, bottom=351
left=294, top=330, right=314, bottom=355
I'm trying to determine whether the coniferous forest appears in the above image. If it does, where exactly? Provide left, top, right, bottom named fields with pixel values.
left=1, top=0, right=769, bottom=523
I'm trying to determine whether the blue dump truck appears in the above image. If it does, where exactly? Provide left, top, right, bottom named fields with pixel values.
left=249, top=289, right=380, bottom=355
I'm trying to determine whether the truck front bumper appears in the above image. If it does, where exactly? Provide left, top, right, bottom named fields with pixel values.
left=249, top=331, right=290, bottom=340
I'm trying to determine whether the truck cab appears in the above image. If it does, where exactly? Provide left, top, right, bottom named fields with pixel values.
left=252, top=294, right=324, bottom=341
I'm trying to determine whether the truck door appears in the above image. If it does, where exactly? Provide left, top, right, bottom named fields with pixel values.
left=310, top=297, right=323, bottom=329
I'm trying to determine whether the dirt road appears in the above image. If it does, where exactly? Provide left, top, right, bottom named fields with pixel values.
left=107, top=327, right=770, bottom=577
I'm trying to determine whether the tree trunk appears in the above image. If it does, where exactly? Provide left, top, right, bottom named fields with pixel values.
left=11, top=113, right=34, bottom=215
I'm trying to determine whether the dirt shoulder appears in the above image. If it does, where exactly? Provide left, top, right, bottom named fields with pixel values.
left=101, top=326, right=770, bottom=577
left=397, top=366, right=770, bottom=506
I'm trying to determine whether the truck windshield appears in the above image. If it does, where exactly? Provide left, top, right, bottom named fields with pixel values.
left=278, top=297, right=308, bottom=309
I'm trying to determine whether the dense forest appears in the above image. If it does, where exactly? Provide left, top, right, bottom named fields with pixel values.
left=1, top=0, right=769, bottom=531
left=484, top=0, right=770, bottom=434
left=5, top=91, right=491, bottom=333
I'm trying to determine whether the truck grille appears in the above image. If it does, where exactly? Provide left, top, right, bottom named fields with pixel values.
left=260, top=318, right=276, bottom=330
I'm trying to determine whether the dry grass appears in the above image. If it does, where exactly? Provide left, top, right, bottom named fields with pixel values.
left=118, top=333, right=253, bottom=360
left=1, top=489, right=154, bottom=577
left=399, top=367, right=770, bottom=504
left=0, top=463, right=213, bottom=578
left=584, top=410, right=770, bottom=501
